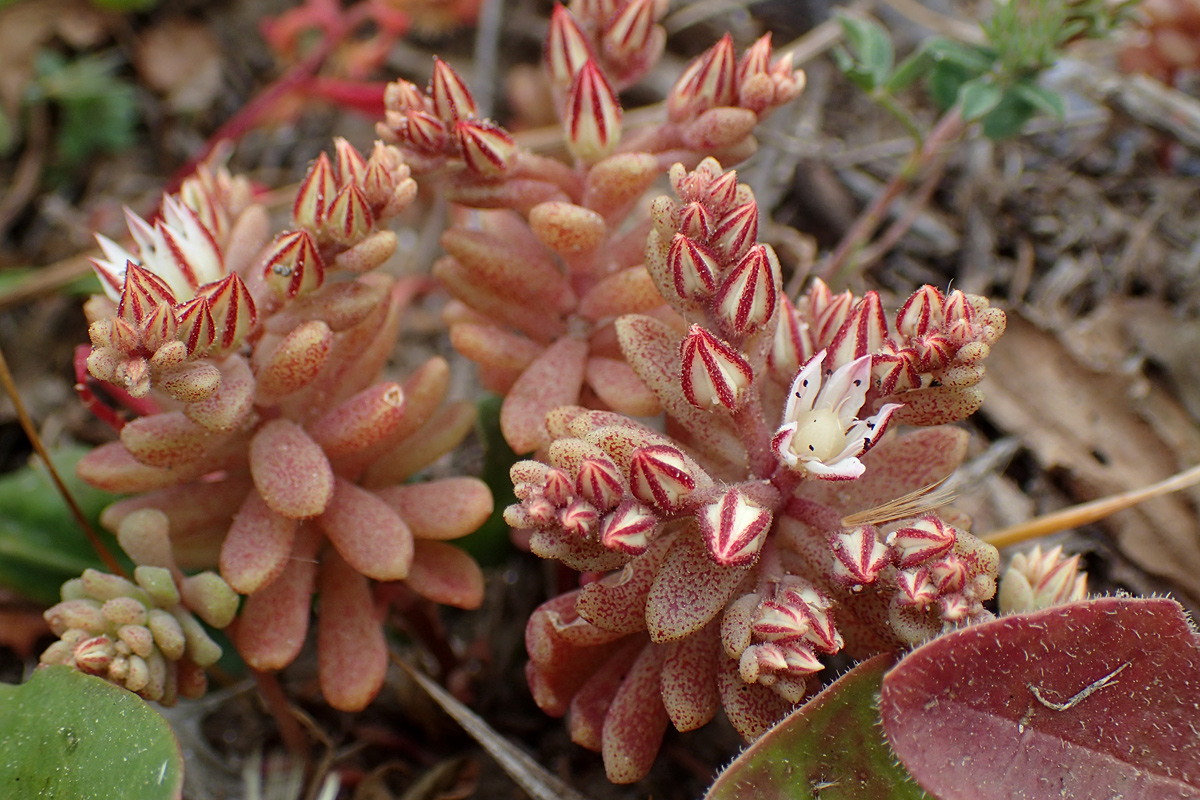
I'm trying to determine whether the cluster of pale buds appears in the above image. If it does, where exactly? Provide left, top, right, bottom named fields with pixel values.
left=377, top=58, right=518, bottom=177
left=546, top=0, right=669, bottom=93
left=74, top=142, right=494, bottom=711
left=86, top=188, right=261, bottom=400
left=998, top=544, right=1089, bottom=614
left=263, top=137, right=416, bottom=300
left=646, top=158, right=781, bottom=353
left=40, top=509, right=237, bottom=704
left=771, top=279, right=1006, bottom=426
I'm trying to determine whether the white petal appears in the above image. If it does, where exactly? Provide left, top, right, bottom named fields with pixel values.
left=784, top=350, right=825, bottom=423
left=803, top=456, right=865, bottom=481
left=821, top=354, right=872, bottom=425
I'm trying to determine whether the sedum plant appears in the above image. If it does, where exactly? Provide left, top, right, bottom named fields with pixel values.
left=368, top=0, right=1009, bottom=784
left=63, top=130, right=493, bottom=711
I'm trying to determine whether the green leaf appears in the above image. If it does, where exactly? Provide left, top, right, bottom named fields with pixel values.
left=835, top=12, right=894, bottom=89
left=884, top=48, right=934, bottom=93
left=0, top=447, right=125, bottom=605
left=1012, top=80, right=1066, bottom=118
left=958, top=78, right=1003, bottom=121
left=0, top=666, right=183, bottom=800
left=925, top=39, right=995, bottom=73
left=32, top=50, right=139, bottom=169
left=705, top=654, right=928, bottom=800
left=980, top=91, right=1037, bottom=140
left=926, top=60, right=973, bottom=112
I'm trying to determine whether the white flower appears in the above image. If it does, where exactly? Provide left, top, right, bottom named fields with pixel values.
left=91, top=196, right=226, bottom=303
left=772, top=349, right=900, bottom=480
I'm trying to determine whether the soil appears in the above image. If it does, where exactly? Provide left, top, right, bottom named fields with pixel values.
left=2, top=0, right=1199, bottom=798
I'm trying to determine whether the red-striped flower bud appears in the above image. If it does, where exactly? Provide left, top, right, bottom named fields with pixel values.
left=896, top=568, right=939, bottom=608
left=676, top=201, right=713, bottom=240
left=543, top=467, right=574, bottom=507
left=384, top=79, right=429, bottom=113
left=333, top=137, right=367, bottom=187
left=896, top=285, right=944, bottom=339
left=768, top=295, right=813, bottom=383
left=602, top=0, right=657, bottom=65
left=174, top=296, right=216, bottom=355
left=599, top=498, right=658, bottom=554
left=263, top=230, right=325, bottom=299
left=565, top=60, right=622, bottom=164
left=576, top=457, right=624, bottom=511
left=629, top=444, right=694, bottom=512
left=700, top=487, right=771, bottom=566
left=559, top=498, right=600, bottom=537
left=455, top=119, right=517, bottom=177
left=830, top=526, right=890, bottom=587
left=669, top=233, right=718, bottom=300
left=827, top=290, right=889, bottom=369
left=139, top=301, right=177, bottom=354
left=680, top=325, right=752, bottom=410
left=667, top=33, right=737, bottom=122
left=405, top=110, right=451, bottom=153
left=197, top=273, right=256, bottom=352
left=546, top=4, right=593, bottom=88
left=712, top=201, right=758, bottom=262
left=293, top=152, right=337, bottom=230
left=430, top=57, right=477, bottom=123
left=713, top=243, right=778, bottom=334
left=118, top=263, right=177, bottom=327
left=886, top=516, right=956, bottom=569
left=324, top=183, right=375, bottom=246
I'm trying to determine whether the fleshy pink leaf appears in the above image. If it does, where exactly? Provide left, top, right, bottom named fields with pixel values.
left=219, top=491, right=297, bottom=595
left=403, top=540, right=485, bottom=609
left=706, top=654, right=922, bottom=800
left=501, top=336, right=589, bottom=454
left=317, top=477, right=414, bottom=581
left=880, top=597, right=1200, bottom=799
left=249, top=419, right=334, bottom=519
left=317, top=551, right=388, bottom=711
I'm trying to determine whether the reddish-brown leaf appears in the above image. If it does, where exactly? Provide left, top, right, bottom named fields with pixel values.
left=880, top=597, right=1200, bottom=800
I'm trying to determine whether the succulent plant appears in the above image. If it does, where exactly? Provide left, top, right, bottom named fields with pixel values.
left=71, top=137, right=491, bottom=711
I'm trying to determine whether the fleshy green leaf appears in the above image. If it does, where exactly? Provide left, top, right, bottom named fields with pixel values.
left=880, top=597, right=1200, bottom=799
left=706, top=654, right=927, bottom=800
left=0, top=666, right=183, bottom=800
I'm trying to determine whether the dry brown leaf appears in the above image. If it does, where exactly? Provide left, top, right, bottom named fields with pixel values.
left=981, top=313, right=1200, bottom=604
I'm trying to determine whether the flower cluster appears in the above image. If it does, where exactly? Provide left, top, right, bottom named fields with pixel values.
left=507, top=158, right=1006, bottom=782
left=41, top=510, right=237, bottom=704
left=72, top=139, right=491, bottom=711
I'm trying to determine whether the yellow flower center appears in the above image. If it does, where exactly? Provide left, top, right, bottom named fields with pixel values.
left=789, top=408, right=846, bottom=462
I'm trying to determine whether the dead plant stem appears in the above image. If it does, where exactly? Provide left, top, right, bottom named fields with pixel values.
left=819, top=108, right=965, bottom=284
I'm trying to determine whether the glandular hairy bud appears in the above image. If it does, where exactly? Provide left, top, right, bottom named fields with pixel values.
left=546, top=4, right=593, bottom=88
left=629, top=444, right=695, bottom=512
left=669, top=234, right=718, bottom=300
left=456, top=119, right=518, bottom=177
left=700, top=487, right=772, bottom=566
left=333, top=137, right=367, bottom=187
left=324, top=184, right=376, bottom=246
left=602, top=0, right=657, bottom=65
left=667, top=33, right=737, bottom=122
left=263, top=230, right=325, bottom=299
left=576, top=457, right=625, bottom=511
left=599, top=498, right=659, bottom=554
left=680, top=325, right=753, bottom=411
left=565, top=60, right=622, bottom=165
left=198, top=273, right=256, bottom=352
left=293, top=152, right=337, bottom=231
left=430, top=57, right=478, bottom=123
left=830, top=526, right=890, bottom=587
left=713, top=243, right=779, bottom=335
